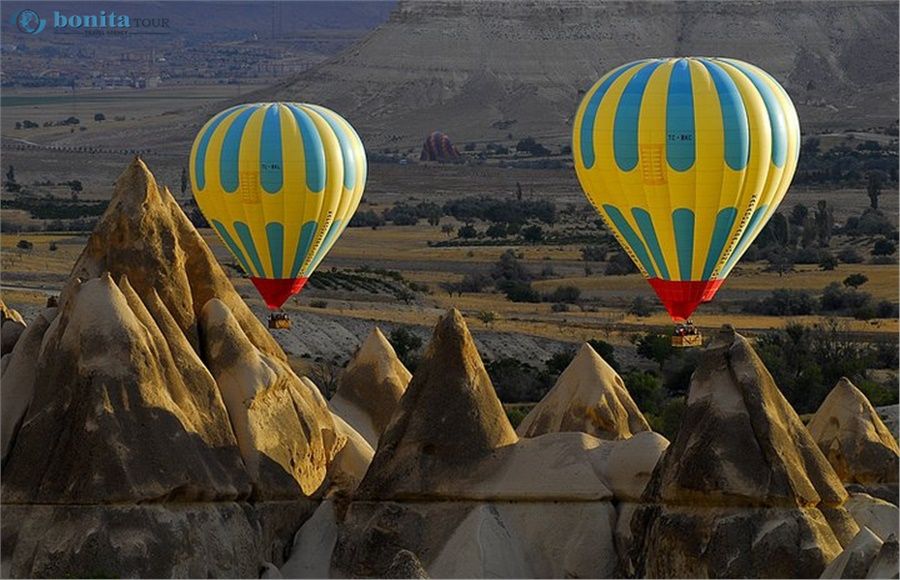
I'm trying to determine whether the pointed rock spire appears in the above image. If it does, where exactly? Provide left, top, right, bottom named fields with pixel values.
left=70, top=157, right=282, bottom=359
left=808, top=377, right=899, bottom=485
left=330, top=327, right=412, bottom=446
left=517, top=342, right=650, bottom=439
left=2, top=275, right=250, bottom=503
left=357, top=309, right=517, bottom=499
left=630, top=327, right=855, bottom=578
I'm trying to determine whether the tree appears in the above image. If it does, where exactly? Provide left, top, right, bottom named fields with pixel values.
left=3, top=165, right=19, bottom=193
left=389, top=327, right=423, bottom=368
left=499, top=280, right=541, bottom=303
left=486, top=223, right=508, bottom=238
left=521, top=224, right=544, bottom=243
left=843, top=273, right=868, bottom=288
left=814, top=200, right=834, bottom=247
left=94, top=113, right=106, bottom=122
left=872, top=238, right=896, bottom=256
left=441, top=223, right=455, bottom=238
left=457, top=223, right=477, bottom=239
left=789, top=204, right=809, bottom=226
left=635, top=333, right=674, bottom=369
left=545, top=285, right=580, bottom=304
left=307, top=359, right=341, bottom=399
left=818, top=253, right=838, bottom=271
left=476, top=310, right=498, bottom=327
left=16, top=240, right=33, bottom=250
left=181, top=166, right=188, bottom=195
left=866, top=171, right=885, bottom=210
left=629, top=296, right=653, bottom=317
left=587, top=339, right=621, bottom=372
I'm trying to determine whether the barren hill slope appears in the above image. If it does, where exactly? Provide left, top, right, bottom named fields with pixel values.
left=258, top=0, right=898, bottom=148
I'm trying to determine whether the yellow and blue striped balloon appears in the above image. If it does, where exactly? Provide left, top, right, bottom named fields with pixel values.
left=190, top=102, right=366, bottom=310
left=573, top=57, right=800, bottom=321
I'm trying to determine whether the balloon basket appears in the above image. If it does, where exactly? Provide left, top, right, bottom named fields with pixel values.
left=268, top=312, right=292, bottom=330
left=671, top=322, right=702, bottom=348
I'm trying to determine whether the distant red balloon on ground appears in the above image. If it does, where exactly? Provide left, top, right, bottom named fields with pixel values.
left=420, top=131, right=461, bottom=162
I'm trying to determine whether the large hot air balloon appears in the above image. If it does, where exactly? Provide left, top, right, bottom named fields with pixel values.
left=190, top=102, right=366, bottom=326
left=573, top=57, right=799, bottom=327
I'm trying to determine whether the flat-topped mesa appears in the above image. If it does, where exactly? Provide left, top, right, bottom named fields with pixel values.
left=808, top=377, right=899, bottom=486
left=356, top=309, right=517, bottom=499
left=517, top=342, right=650, bottom=440
left=68, top=157, right=282, bottom=359
left=330, top=327, right=412, bottom=447
left=631, top=326, right=856, bottom=579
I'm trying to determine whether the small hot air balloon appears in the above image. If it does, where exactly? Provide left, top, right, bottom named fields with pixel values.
left=573, top=57, right=799, bottom=340
left=190, top=102, right=366, bottom=327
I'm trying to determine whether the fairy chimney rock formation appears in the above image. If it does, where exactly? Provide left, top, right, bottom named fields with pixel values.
left=517, top=342, right=650, bottom=439
left=357, top=309, right=518, bottom=499
left=69, top=156, right=282, bottom=359
left=808, top=377, right=900, bottom=486
left=631, top=327, right=856, bottom=579
left=330, top=327, right=412, bottom=447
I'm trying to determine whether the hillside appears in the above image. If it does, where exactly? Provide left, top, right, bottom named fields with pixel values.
left=258, top=0, right=898, bottom=148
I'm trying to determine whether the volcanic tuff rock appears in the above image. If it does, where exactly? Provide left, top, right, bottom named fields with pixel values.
left=68, top=156, right=282, bottom=360
left=630, top=327, right=856, bottom=579
left=330, top=327, right=412, bottom=447
left=0, top=297, right=26, bottom=356
left=254, top=0, right=898, bottom=148
left=328, top=309, right=663, bottom=578
left=845, top=493, right=900, bottom=543
left=0, top=306, right=56, bottom=462
left=356, top=309, right=518, bottom=499
left=2, top=274, right=249, bottom=503
left=808, top=378, right=900, bottom=486
left=517, top=342, right=650, bottom=440
left=0, top=160, right=336, bottom=576
left=200, top=299, right=343, bottom=498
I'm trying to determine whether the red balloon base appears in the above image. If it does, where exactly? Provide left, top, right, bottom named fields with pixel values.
left=250, top=277, right=308, bottom=310
left=647, top=278, right=725, bottom=322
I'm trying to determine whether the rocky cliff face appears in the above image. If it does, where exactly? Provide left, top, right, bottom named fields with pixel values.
left=259, top=0, right=898, bottom=148
left=630, top=327, right=858, bottom=579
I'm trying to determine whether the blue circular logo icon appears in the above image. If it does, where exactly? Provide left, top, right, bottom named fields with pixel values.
left=15, top=9, right=46, bottom=34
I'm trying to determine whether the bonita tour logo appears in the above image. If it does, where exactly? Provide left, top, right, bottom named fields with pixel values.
left=11, top=8, right=170, bottom=35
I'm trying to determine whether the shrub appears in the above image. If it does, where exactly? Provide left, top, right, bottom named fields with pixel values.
left=628, top=296, right=654, bottom=317
left=623, top=371, right=665, bottom=415
left=843, top=273, right=868, bottom=288
left=605, top=252, right=638, bottom=275
left=551, top=302, right=569, bottom=312
left=876, top=300, right=899, bottom=319
left=504, top=405, right=532, bottom=428
left=838, top=248, right=864, bottom=264
left=545, top=349, right=576, bottom=376
left=15, top=240, right=33, bottom=250
left=871, top=255, right=897, bottom=265
left=587, top=339, right=621, bottom=372
left=545, top=285, right=581, bottom=304
left=499, top=280, right=541, bottom=303
left=646, top=397, right=686, bottom=440
left=388, top=327, right=423, bottom=368
left=818, top=253, right=838, bottom=271
left=309, top=299, right=328, bottom=309
left=487, top=358, right=552, bottom=402
left=872, top=237, right=897, bottom=256
left=457, top=223, right=478, bottom=239
left=521, top=224, right=544, bottom=243
left=744, top=289, right=816, bottom=316
left=581, top=245, right=606, bottom=262
left=821, top=282, right=872, bottom=312
left=636, top=333, right=674, bottom=368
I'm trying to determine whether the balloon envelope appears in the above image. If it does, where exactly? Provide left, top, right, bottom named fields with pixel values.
left=573, top=57, right=799, bottom=321
left=190, top=102, right=366, bottom=309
